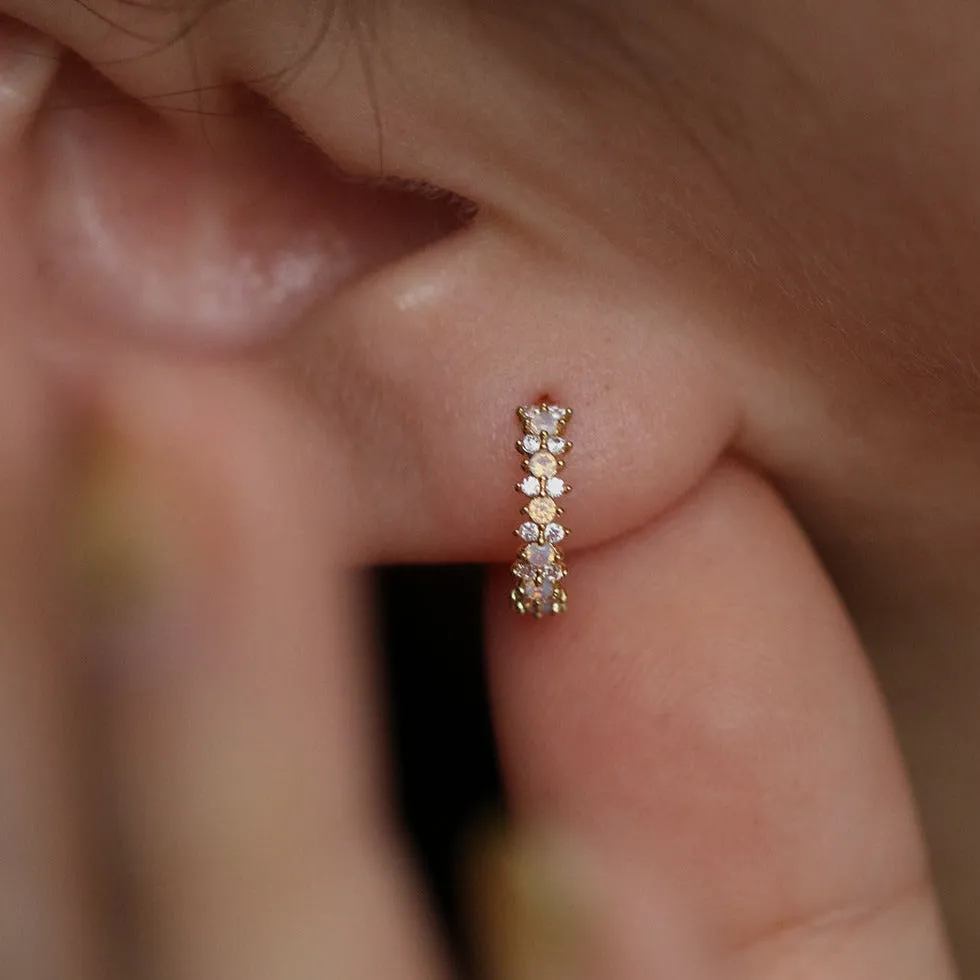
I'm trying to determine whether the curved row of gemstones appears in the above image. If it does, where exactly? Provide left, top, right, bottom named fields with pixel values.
left=511, top=401, right=572, bottom=617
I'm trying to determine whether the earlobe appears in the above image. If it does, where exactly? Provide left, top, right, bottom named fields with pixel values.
left=272, top=213, right=741, bottom=564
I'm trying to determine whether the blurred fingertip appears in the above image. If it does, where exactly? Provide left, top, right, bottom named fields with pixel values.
left=464, top=820, right=598, bottom=980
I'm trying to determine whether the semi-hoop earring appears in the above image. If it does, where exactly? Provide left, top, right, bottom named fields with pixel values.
left=510, top=397, right=572, bottom=618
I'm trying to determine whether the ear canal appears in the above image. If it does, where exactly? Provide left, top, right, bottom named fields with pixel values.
left=27, top=55, right=472, bottom=351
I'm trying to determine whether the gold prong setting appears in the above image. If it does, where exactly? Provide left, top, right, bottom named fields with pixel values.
left=511, top=398, right=572, bottom=618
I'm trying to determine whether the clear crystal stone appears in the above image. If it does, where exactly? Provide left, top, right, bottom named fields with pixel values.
left=523, top=405, right=566, bottom=435
left=519, top=522, right=539, bottom=542
left=526, top=543, right=555, bottom=567
left=547, top=436, right=567, bottom=454
left=519, top=475, right=541, bottom=496
left=511, top=561, right=531, bottom=579
left=544, top=523, right=565, bottom=543
left=521, top=578, right=554, bottom=602
left=545, top=476, right=566, bottom=497
left=522, top=433, right=541, bottom=454
left=526, top=496, right=557, bottom=524
left=542, top=562, right=564, bottom=581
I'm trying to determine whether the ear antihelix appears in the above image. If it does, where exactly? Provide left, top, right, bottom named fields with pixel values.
left=28, top=57, right=472, bottom=351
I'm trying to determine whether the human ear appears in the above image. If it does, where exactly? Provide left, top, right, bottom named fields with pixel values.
left=5, top=5, right=741, bottom=567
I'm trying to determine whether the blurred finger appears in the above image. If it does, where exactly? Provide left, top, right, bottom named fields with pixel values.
left=486, top=462, right=955, bottom=977
left=0, top=339, right=104, bottom=978
left=86, top=360, right=449, bottom=979
left=469, top=825, right=718, bottom=980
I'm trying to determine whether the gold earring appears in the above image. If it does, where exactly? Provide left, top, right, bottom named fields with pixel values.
left=511, top=397, right=572, bottom=617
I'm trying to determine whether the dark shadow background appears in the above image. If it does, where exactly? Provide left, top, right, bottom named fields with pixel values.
left=377, top=564, right=504, bottom=972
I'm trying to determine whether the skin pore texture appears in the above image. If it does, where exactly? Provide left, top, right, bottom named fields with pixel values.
left=2, top=0, right=980, bottom=974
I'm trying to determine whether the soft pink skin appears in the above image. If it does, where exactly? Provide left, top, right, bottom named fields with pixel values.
left=25, top=62, right=464, bottom=349
left=1, top=0, right=978, bottom=975
left=34, top=98, right=342, bottom=347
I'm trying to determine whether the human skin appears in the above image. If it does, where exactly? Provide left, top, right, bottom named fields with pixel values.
left=0, top=0, right=977, bottom=975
